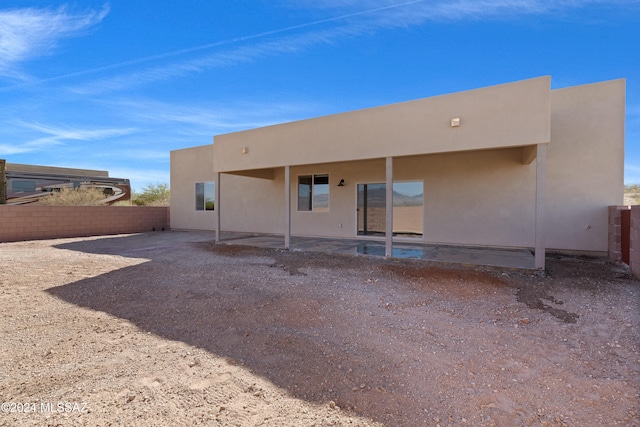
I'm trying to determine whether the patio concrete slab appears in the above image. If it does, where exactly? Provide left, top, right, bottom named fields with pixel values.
left=424, top=245, right=535, bottom=269
left=219, top=232, right=536, bottom=270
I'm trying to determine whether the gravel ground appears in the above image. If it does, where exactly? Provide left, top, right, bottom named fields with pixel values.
left=0, top=231, right=639, bottom=427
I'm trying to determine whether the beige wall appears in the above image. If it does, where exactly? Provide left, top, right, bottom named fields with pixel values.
left=170, top=144, right=286, bottom=233
left=214, top=76, right=551, bottom=173
left=290, top=160, right=383, bottom=238
left=220, top=171, right=285, bottom=234
left=545, top=79, right=625, bottom=252
left=170, top=144, right=216, bottom=230
left=212, top=151, right=537, bottom=248
left=171, top=77, right=625, bottom=253
left=410, top=149, right=537, bottom=247
left=251, top=150, right=536, bottom=248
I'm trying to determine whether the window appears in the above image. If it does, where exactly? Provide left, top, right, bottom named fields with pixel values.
left=195, top=181, right=215, bottom=211
left=12, top=180, right=36, bottom=192
left=298, top=174, right=329, bottom=212
left=392, top=181, right=423, bottom=237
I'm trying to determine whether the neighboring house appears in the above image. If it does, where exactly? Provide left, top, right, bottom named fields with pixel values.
left=0, top=161, right=131, bottom=205
left=170, top=76, right=625, bottom=269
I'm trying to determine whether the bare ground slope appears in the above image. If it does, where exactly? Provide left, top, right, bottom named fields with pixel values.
left=0, top=231, right=638, bottom=426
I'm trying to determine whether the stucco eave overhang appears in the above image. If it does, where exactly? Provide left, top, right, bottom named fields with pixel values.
left=213, top=76, right=551, bottom=174
left=224, top=168, right=276, bottom=180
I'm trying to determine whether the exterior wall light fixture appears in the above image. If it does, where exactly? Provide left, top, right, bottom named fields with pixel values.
left=241, top=147, right=248, bottom=154
left=337, top=179, right=345, bottom=187
left=450, top=117, right=461, bottom=127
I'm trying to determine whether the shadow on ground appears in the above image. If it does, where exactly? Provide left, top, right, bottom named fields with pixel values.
left=44, top=232, right=633, bottom=425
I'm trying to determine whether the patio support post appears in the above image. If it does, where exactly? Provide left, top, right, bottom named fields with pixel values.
left=385, top=156, right=393, bottom=257
left=535, top=143, right=547, bottom=269
left=215, top=172, right=221, bottom=243
left=284, top=165, right=291, bottom=249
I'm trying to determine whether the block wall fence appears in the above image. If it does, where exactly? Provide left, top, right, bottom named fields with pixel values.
left=0, top=206, right=169, bottom=243
left=609, top=205, right=640, bottom=279
left=631, top=206, right=640, bottom=279
left=609, top=206, right=627, bottom=264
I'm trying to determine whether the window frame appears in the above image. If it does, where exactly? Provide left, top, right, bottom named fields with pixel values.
left=297, top=174, right=329, bottom=212
left=195, top=181, right=215, bottom=211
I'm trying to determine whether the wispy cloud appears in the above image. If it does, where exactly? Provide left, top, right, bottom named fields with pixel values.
left=295, top=0, right=640, bottom=31
left=19, top=121, right=136, bottom=141
left=2, top=0, right=637, bottom=93
left=65, top=0, right=640, bottom=95
left=107, top=98, right=318, bottom=135
left=0, top=138, right=65, bottom=155
left=0, top=4, right=109, bottom=79
left=0, top=121, right=137, bottom=155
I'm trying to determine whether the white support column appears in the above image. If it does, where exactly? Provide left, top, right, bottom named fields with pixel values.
left=535, top=144, right=547, bottom=270
left=215, top=172, right=221, bottom=243
left=284, top=165, right=291, bottom=249
left=385, top=157, right=393, bottom=257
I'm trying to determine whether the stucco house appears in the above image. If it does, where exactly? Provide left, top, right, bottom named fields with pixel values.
left=170, top=76, right=625, bottom=269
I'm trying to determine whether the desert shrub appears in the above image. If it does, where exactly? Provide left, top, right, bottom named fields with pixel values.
left=624, top=184, right=640, bottom=205
left=39, top=187, right=107, bottom=206
left=132, top=183, right=170, bottom=206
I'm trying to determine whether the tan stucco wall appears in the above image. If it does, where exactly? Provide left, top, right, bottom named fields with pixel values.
left=290, top=160, right=383, bottom=238
left=214, top=76, right=551, bottom=173
left=170, top=145, right=216, bottom=230
left=220, top=171, right=285, bottom=234
left=408, top=150, right=537, bottom=247
left=257, top=151, right=538, bottom=248
left=170, top=144, right=286, bottom=233
left=545, top=79, right=625, bottom=252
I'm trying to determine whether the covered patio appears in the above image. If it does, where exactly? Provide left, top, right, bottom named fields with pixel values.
left=216, top=232, right=536, bottom=270
left=213, top=77, right=552, bottom=269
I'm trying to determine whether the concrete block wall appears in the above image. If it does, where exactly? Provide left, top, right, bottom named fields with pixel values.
left=608, top=206, right=627, bottom=263
left=631, top=206, right=640, bottom=279
left=0, top=206, right=169, bottom=243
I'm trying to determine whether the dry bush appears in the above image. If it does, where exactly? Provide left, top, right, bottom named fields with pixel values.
left=624, top=184, right=640, bottom=206
left=39, top=187, right=108, bottom=206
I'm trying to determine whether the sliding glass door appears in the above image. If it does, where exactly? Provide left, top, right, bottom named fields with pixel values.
left=357, top=183, right=386, bottom=236
left=357, top=182, right=423, bottom=237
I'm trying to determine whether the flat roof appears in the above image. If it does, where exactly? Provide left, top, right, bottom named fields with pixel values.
left=5, top=162, right=109, bottom=178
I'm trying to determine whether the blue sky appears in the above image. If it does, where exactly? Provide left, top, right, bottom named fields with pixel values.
left=1, top=1, right=639, bottom=191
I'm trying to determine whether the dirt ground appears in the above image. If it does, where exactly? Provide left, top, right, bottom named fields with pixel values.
left=0, top=231, right=638, bottom=427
